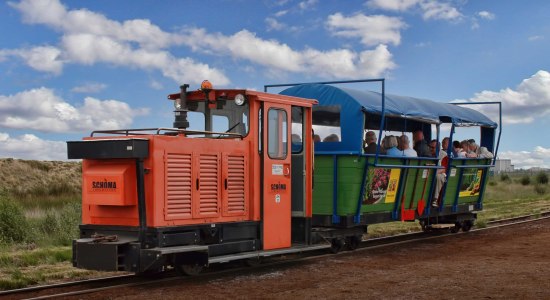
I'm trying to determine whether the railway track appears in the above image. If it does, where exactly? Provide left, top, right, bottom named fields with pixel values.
left=3, top=211, right=550, bottom=300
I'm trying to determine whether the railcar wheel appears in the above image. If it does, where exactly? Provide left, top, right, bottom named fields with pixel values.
left=330, top=238, right=345, bottom=254
left=346, top=235, right=361, bottom=251
left=461, top=220, right=473, bottom=232
left=175, top=263, right=204, bottom=276
left=450, top=222, right=461, bottom=233
left=419, top=220, right=430, bottom=232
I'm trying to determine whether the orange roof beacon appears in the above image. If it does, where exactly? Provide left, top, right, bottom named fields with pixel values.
left=68, top=79, right=500, bottom=275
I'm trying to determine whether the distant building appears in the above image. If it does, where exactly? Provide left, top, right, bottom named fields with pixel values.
left=493, top=159, right=514, bottom=174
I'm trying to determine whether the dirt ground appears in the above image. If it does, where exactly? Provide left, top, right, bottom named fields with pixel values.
left=92, top=219, right=550, bottom=299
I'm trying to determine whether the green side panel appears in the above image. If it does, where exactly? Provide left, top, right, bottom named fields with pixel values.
left=312, top=156, right=337, bottom=215
left=436, top=158, right=491, bottom=207
left=361, top=157, right=405, bottom=213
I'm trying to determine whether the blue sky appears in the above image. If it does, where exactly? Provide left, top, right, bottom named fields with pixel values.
left=0, top=0, right=549, bottom=169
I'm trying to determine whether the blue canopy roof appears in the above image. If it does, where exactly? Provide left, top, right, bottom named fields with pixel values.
left=281, top=84, right=497, bottom=127
left=280, top=84, right=497, bottom=153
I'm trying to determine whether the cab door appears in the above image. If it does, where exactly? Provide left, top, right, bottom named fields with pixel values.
left=262, top=103, right=292, bottom=250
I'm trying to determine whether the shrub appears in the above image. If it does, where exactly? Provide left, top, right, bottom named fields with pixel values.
left=534, top=184, right=547, bottom=195
left=20, top=160, right=52, bottom=172
left=535, top=172, right=549, bottom=185
left=488, top=181, right=497, bottom=186
left=520, top=175, right=531, bottom=186
left=0, top=191, right=30, bottom=244
left=39, top=202, right=81, bottom=246
left=500, top=173, right=510, bottom=182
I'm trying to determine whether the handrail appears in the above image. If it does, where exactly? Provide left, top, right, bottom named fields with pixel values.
left=373, top=164, right=444, bottom=170
left=451, top=164, right=495, bottom=169
left=90, top=127, right=243, bottom=138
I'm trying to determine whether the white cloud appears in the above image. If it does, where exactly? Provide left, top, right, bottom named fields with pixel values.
left=149, top=79, right=164, bottom=90
left=528, top=35, right=544, bottom=41
left=477, top=11, right=495, bottom=20
left=0, top=87, right=149, bottom=133
left=367, top=0, right=463, bottom=21
left=366, top=0, right=421, bottom=11
left=298, top=0, right=318, bottom=11
left=327, top=13, right=406, bottom=46
left=0, top=132, right=67, bottom=161
left=456, top=70, right=550, bottom=124
left=183, top=28, right=396, bottom=78
left=499, top=146, right=550, bottom=169
left=266, top=17, right=286, bottom=31
left=6, top=0, right=229, bottom=85
left=71, top=82, right=107, bottom=93
left=419, top=1, right=462, bottom=21
left=1, top=46, right=64, bottom=74
left=274, top=10, right=289, bottom=17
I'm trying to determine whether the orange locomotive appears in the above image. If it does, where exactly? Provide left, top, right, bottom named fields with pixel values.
left=68, top=82, right=331, bottom=274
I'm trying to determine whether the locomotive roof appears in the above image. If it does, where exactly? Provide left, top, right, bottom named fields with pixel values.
left=280, top=84, right=497, bottom=128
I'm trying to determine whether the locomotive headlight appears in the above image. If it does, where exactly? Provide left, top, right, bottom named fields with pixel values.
left=174, top=99, right=182, bottom=110
left=234, top=94, right=246, bottom=106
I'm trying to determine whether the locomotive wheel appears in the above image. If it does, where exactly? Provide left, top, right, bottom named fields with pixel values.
left=245, top=257, right=262, bottom=267
left=346, top=235, right=361, bottom=251
left=461, top=220, right=473, bottom=232
left=450, top=222, right=461, bottom=233
left=330, top=238, right=345, bottom=254
left=175, top=263, right=204, bottom=276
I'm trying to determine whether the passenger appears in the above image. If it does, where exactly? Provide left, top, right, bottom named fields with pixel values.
left=364, top=131, right=378, bottom=154
left=291, top=133, right=301, bottom=143
left=384, top=136, right=401, bottom=156
left=413, top=129, right=431, bottom=157
left=379, top=136, right=389, bottom=154
left=398, top=135, right=417, bottom=157
left=313, top=134, right=321, bottom=143
left=432, top=144, right=449, bottom=208
left=429, top=139, right=438, bottom=157
left=441, top=137, right=450, bottom=156
left=453, top=140, right=466, bottom=158
left=466, top=139, right=478, bottom=158
left=467, top=140, right=493, bottom=158
left=323, top=134, right=340, bottom=142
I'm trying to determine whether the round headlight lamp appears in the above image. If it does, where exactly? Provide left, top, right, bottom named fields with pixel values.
left=234, top=94, right=246, bottom=106
left=174, top=100, right=182, bottom=110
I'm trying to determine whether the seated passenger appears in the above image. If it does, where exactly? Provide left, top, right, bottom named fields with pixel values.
left=323, top=134, right=340, bottom=142
left=413, top=129, right=431, bottom=157
left=468, top=140, right=493, bottom=158
left=453, top=140, right=466, bottom=158
left=313, top=134, right=321, bottom=143
left=398, top=135, right=417, bottom=157
left=466, top=139, right=479, bottom=158
left=429, top=139, right=438, bottom=157
left=384, top=136, right=402, bottom=156
left=364, top=131, right=378, bottom=154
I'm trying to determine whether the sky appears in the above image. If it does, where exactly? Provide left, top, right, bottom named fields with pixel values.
left=0, top=0, right=549, bottom=169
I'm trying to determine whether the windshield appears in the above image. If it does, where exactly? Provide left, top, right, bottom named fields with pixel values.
left=186, top=99, right=249, bottom=137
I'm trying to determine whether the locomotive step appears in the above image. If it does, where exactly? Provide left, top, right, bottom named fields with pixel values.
left=209, top=243, right=331, bottom=264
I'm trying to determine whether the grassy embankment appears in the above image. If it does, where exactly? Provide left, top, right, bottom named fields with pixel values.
left=0, top=159, right=109, bottom=289
left=0, top=158, right=548, bottom=289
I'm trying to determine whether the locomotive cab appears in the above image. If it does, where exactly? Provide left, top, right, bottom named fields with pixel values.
left=68, top=82, right=322, bottom=274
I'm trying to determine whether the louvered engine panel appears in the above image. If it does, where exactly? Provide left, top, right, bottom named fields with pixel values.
left=165, top=153, right=192, bottom=219
left=197, top=154, right=219, bottom=216
left=224, top=155, right=246, bottom=215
